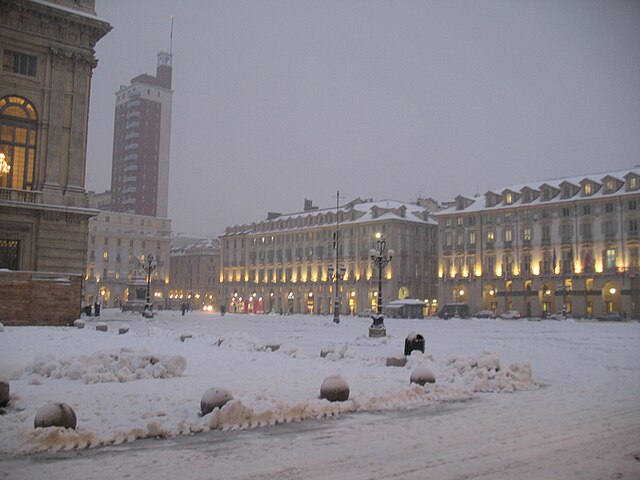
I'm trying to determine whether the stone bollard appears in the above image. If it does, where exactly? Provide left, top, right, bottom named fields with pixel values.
left=200, top=387, right=233, bottom=416
left=320, top=375, right=350, bottom=402
left=73, top=319, right=85, bottom=329
left=386, top=355, right=408, bottom=367
left=410, top=365, right=436, bottom=386
left=34, top=402, right=77, bottom=429
left=119, top=325, right=129, bottom=335
left=96, top=322, right=108, bottom=332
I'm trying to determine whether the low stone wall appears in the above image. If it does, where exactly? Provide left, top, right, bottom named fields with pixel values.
left=0, top=271, right=82, bottom=326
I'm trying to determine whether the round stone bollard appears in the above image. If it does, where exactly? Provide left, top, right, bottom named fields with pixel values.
left=34, top=402, right=77, bottom=429
left=410, top=365, right=436, bottom=386
left=320, top=375, right=350, bottom=402
left=0, top=381, right=9, bottom=408
left=200, top=387, right=233, bottom=416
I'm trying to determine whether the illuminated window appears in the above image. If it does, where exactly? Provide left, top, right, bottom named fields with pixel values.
left=605, top=179, right=615, bottom=193
left=0, top=96, right=38, bottom=190
left=606, top=248, right=616, bottom=270
left=584, top=183, right=593, bottom=195
left=504, top=229, right=513, bottom=243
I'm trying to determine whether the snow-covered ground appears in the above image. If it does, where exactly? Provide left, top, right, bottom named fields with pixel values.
left=1, top=310, right=639, bottom=479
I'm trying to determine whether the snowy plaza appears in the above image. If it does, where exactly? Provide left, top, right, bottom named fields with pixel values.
left=1, top=310, right=639, bottom=479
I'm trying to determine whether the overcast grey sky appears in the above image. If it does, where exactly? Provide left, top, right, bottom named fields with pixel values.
left=86, top=0, right=640, bottom=237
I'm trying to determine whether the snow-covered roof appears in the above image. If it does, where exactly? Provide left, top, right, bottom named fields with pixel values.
left=435, top=166, right=640, bottom=216
left=30, top=0, right=100, bottom=20
left=170, top=237, right=220, bottom=256
left=223, top=198, right=435, bottom=236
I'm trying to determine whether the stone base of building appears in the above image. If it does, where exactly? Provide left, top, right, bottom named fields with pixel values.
left=0, top=271, right=83, bottom=326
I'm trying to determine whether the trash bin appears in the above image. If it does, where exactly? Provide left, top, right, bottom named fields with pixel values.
left=404, top=333, right=425, bottom=356
left=94, top=303, right=101, bottom=317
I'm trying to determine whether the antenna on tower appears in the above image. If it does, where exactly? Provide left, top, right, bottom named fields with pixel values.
left=169, top=16, right=174, bottom=54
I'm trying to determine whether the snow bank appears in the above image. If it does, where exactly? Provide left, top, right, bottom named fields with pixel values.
left=24, top=349, right=187, bottom=384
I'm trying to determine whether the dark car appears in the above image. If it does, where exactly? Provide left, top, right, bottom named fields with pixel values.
left=474, top=309, right=497, bottom=319
left=437, top=303, right=469, bottom=319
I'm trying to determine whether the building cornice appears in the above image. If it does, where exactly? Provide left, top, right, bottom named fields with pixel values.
left=0, top=0, right=111, bottom=53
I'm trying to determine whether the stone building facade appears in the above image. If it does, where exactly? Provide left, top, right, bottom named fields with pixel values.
left=0, top=0, right=110, bottom=325
left=85, top=211, right=171, bottom=309
left=168, top=237, right=221, bottom=311
left=220, top=198, right=439, bottom=316
left=435, top=168, right=640, bottom=319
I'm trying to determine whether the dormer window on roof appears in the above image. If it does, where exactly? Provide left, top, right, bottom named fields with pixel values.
left=583, top=182, right=593, bottom=196
left=485, top=192, right=503, bottom=208
left=626, top=174, right=639, bottom=191
left=602, top=176, right=622, bottom=194
left=606, top=179, right=615, bottom=192
left=504, top=191, right=517, bottom=205
left=560, top=182, right=579, bottom=199
left=520, top=187, right=539, bottom=204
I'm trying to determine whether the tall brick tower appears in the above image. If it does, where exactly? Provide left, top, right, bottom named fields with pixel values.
left=110, top=51, right=172, bottom=217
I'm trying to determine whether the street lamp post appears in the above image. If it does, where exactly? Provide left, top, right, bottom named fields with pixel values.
left=328, top=189, right=344, bottom=324
left=141, top=254, right=157, bottom=318
left=369, top=233, right=394, bottom=337
left=328, top=264, right=346, bottom=323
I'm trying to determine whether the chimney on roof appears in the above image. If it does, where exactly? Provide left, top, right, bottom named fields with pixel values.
left=304, top=199, right=318, bottom=212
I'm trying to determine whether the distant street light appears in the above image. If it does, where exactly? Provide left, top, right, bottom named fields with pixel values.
left=141, top=254, right=157, bottom=318
left=369, top=233, right=394, bottom=337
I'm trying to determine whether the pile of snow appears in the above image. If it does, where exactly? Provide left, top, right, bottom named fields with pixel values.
left=24, top=348, right=187, bottom=384
left=443, top=352, right=536, bottom=393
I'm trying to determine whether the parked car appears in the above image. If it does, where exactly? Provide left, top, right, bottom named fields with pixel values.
left=474, top=309, right=497, bottom=319
left=437, top=303, right=469, bottom=319
left=597, top=311, right=622, bottom=321
left=500, top=310, right=521, bottom=320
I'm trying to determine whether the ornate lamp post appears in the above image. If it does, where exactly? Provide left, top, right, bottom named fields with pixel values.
left=369, top=233, right=394, bottom=337
left=141, top=254, right=157, bottom=317
left=327, top=190, right=345, bottom=324
left=328, top=264, right=346, bottom=323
